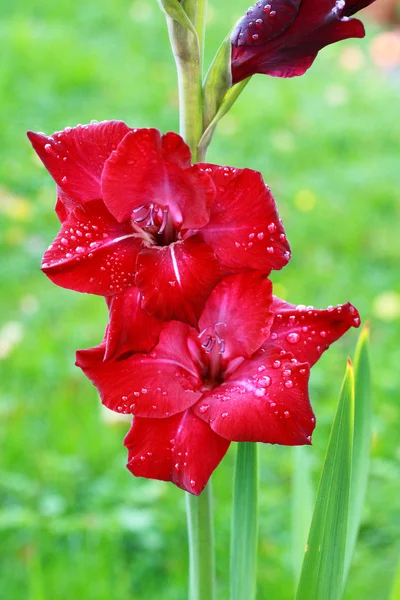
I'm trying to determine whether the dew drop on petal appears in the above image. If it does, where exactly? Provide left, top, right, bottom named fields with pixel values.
left=199, top=404, right=209, bottom=414
left=286, top=333, right=300, bottom=344
left=285, top=380, right=293, bottom=389
left=273, top=360, right=281, bottom=368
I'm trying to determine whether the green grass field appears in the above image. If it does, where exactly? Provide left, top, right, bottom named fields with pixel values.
left=1, top=1, right=399, bottom=598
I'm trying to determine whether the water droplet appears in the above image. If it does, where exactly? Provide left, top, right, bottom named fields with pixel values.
left=141, top=388, right=148, bottom=394
left=286, top=332, right=300, bottom=344
left=75, top=246, right=85, bottom=253
left=61, top=176, right=67, bottom=184
left=254, top=388, right=266, bottom=398
left=221, top=412, right=229, bottom=418
left=44, top=143, right=52, bottom=153
left=284, top=410, right=290, bottom=418
left=285, top=380, right=293, bottom=389
left=190, top=479, right=196, bottom=487
left=267, top=246, right=274, bottom=254
left=273, top=360, right=281, bottom=368
left=199, top=404, right=209, bottom=414
left=268, top=222, right=276, bottom=233
left=257, top=232, right=264, bottom=240
left=283, top=370, right=291, bottom=377
left=259, top=376, right=271, bottom=387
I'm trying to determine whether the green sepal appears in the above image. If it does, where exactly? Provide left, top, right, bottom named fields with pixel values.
left=203, top=36, right=233, bottom=129
left=198, top=78, right=249, bottom=160
left=157, top=0, right=198, bottom=36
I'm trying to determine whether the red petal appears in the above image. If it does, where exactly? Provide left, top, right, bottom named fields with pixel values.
left=199, top=165, right=290, bottom=273
left=199, top=272, right=274, bottom=360
left=232, top=0, right=301, bottom=47
left=27, top=121, right=131, bottom=204
left=76, top=322, right=202, bottom=418
left=42, top=199, right=140, bottom=295
left=105, top=288, right=163, bottom=360
left=194, top=345, right=314, bottom=445
left=125, top=410, right=230, bottom=495
left=268, top=298, right=360, bottom=366
left=135, top=237, right=223, bottom=325
left=231, top=1, right=366, bottom=83
left=102, top=129, right=214, bottom=228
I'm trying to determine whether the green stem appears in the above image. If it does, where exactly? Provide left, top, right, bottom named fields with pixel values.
left=186, top=483, right=216, bottom=600
left=231, top=443, right=259, bottom=600
left=195, top=0, right=208, bottom=66
left=166, top=16, right=203, bottom=160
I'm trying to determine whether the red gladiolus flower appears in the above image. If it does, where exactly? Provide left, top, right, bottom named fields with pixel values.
left=28, top=122, right=290, bottom=331
left=231, top=0, right=377, bottom=83
left=76, top=272, right=360, bottom=495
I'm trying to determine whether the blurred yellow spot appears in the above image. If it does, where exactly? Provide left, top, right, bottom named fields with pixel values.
left=339, top=46, right=365, bottom=72
left=0, top=321, right=24, bottom=360
left=272, top=283, right=287, bottom=300
left=294, top=189, right=317, bottom=212
left=5, top=227, right=24, bottom=246
left=373, top=290, right=400, bottom=321
left=0, top=186, right=32, bottom=221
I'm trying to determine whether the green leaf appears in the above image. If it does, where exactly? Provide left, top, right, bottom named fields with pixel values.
left=295, top=360, right=355, bottom=600
left=389, top=556, right=400, bottom=600
left=344, top=324, right=372, bottom=582
left=203, top=36, right=233, bottom=130
left=230, top=443, right=258, bottom=600
left=292, top=446, right=314, bottom=585
left=157, top=0, right=198, bottom=36
left=198, top=78, right=249, bottom=160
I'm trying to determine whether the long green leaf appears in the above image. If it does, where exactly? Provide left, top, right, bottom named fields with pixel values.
left=344, top=325, right=372, bottom=582
left=203, top=36, right=232, bottom=129
left=292, top=446, right=314, bottom=585
left=157, top=0, right=198, bottom=36
left=230, top=443, right=258, bottom=600
left=295, top=361, right=355, bottom=600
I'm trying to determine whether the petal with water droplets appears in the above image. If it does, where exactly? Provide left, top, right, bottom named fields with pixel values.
left=199, top=272, right=274, bottom=360
left=194, top=345, right=314, bottom=445
left=102, top=129, right=214, bottom=229
left=42, top=199, right=140, bottom=295
left=231, top=0, right=366, bottom=83
left=27, top=121, right=131, bottom=204
left=76, top=322, right=202, bottom=418
left=125, top=410, right=230, bottom=495
left=135, top=236, right=223, bottom=325
left=268, top=298, right=360, bottom=366
left=199, top=165, right=290, bottom=273
left=105, top=288, right=163, bottom=359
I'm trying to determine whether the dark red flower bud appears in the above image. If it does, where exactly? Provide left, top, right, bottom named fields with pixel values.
left=231, top=0, right=377, bottom=83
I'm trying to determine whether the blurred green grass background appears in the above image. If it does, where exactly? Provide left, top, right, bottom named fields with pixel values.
left=0, top=1, right=399, bottom=598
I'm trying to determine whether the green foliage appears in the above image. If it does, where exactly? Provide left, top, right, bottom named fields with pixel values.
left=296, top=362, right=354, bottom=600
left=0, top=2, right=398, bottom=599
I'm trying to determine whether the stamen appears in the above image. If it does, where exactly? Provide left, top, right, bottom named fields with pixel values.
left=158, top=208, right=169, bottom=235
left=133, top=205, right=151, bottom=224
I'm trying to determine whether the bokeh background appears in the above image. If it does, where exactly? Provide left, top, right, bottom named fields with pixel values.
left=1, top=1, right=399, bottom=598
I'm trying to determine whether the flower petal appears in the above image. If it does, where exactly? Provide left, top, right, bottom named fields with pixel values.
left=232, top=0, right=301, bottom=47
left=135, top=237, right=223, bottom=325
left=105, top=288, right=163, bottom=360
left=125, top=410, right=230, bottom=495
left=231, top=1, right=366, bottom=82
left=198, top=272, right=274, bottom=360
left=27, top=121, right=131, bottom=203
left=269, top=298, right=360, bottom=366
left=102, top=129, right=214, bottom=229
left=76, top=322, right=202, bottom=418
left=41, top=199, right=140, bottom=295
left=194, top=345, right=314, bottom=445
left=199, top=165, right=290, bottom=273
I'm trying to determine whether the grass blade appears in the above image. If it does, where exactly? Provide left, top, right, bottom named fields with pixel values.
left=344, top=324, right=372, bottom=582
left=295, top=360, right=355, bottom=600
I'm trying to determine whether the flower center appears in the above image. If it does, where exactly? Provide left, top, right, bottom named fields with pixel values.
left=131, top=204, right=179, bottom=246
left=198, top=322, right=227, bottom=388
